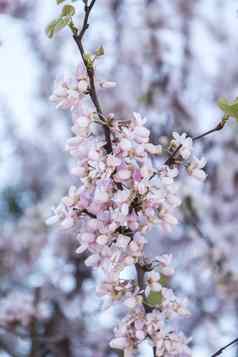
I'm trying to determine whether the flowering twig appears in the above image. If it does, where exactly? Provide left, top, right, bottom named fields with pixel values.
left=47, top=2, right=212, bottom=356
left=72, top=5, right=156, bottom=354
left=70, top=0, right=113, bottom=154
left=165, top=114, right=229, bottom=166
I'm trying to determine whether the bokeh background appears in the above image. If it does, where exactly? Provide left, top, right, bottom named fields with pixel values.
left=0, top=1, right=238, bottom=356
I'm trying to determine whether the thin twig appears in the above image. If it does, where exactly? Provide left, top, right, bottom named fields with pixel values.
left=192, top=114, right=229, bottom=141
left=211, top=337, right=238, bottom=357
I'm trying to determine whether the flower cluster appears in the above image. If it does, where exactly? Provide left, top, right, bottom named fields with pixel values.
left=50, top=66, right=116, bottom=110
left=111, top=309, right=191, bottom=357
left=109, top=256, right=190, bottom=356
left=48, top=63, right=207, bottom=356
left=169, top=132, right=207, bottom=181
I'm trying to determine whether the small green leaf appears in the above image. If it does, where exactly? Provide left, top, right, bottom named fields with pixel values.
left=218, top=97, right=238, bottom=121
left=46, top=19, right=59, bottom=38
left=145, top=291, right=162, bottom=307
left=96, top=46, right=105, bottom=57
left=46, top=16, right=71, bottom=38
left=61, top=4, right=75, bottom=17
left=56, top=0, right=65, bottom=4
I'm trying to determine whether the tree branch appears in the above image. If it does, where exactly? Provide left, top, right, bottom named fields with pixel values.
left=211, top=337, right=238, bottom=357
left=71, top=0, right=113, bottom=154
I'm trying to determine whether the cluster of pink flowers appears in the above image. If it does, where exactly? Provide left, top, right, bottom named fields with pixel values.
left=50, top=67, right=116, bottom=110
left=170, top=132, right=207, bottom=181
left=48, top=64, right=207, bottom=356
left=109, top=256, right=191, bottom=356
left=111, top=310, right=191, bottom=357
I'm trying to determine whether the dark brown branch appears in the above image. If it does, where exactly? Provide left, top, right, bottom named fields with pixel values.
left=71, top=0, right=113, bottom=154
left=135, top=263, right=155, bottom=355
left=164, top=144, right=182, bottom=166
left=211, top=337, right=238, bottom=357
left=165, top=114, right=229, bottom=166
left=78, top=0, right=96, bottom=41
left=81, top=209, right=96, bottom=219
left=135, top=264, right=153, bottom=314
left=192, top=114, right=228, bottom=141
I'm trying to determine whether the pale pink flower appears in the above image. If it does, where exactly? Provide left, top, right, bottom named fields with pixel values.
left=187, top=156, right=207, bottom=181
left=171, top=132, right=193, bottom=160
left=157, top=254, right=175, bottom=276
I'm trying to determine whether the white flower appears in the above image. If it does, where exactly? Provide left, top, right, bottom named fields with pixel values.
left=76, top=115, right=91, bottom=128
left=96, top=235, right=110, bottom=245
left=120, top=138, right=132, bottom=151
left=159, top=209, right=178, bottom=226
left=145, top=143, right=162, bottom=155
left=61, top=216, right=74, bottom=229
left=157, top=254, right=175, bottom=276
left=145, top=271, right=162, bottom=296
left=46, top=214, right=59, bottom=225
left=171, top=132, right=193, bottom=160
left=187, top=156, right=207, bottom=181
left=117, top=169, right=131, bottom=180
left=85, top=254, right=100, bottom=267
left=124, top=294, right=143, bottom=309
left=116, top=235, right=131, bottom=250
left=94, top=187, right=109, bottom=203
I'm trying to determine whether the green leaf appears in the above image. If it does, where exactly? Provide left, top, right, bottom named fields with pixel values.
left=46, top=16, right=71, bottom=38
left=96, top=46, right=105, bottom=57
left=56, top=0, right=66, bottom=4
left=218, top=97, right=238, bottom=121
left=145, top=291, right=162, bottom=307
left=46, top=19, right=59, bottom=38
left=61, top=4, right=75, bottom=17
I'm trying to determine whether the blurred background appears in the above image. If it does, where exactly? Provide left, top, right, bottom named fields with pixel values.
left=0, top=1, right=238, bottom=356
